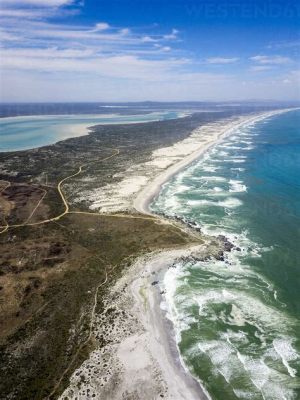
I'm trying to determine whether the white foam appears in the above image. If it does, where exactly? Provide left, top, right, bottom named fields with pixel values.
left=153, top=108, right=300, bottom=400
left=202, top=165, right=220, bottom=172
left=243, top=145, right=255, bottom=151
left=192, top=175, right=227, bottom=182
left=229, top=304, right=247, bottom=326
left=231, top=167, right=246, bottom=172
left=273, top=338, right=298, bottom=377
left=220, top=144, right=242, bottom=150
left=225, top=158, right=246, bottom=163
left=198, top=341, right=235, bottom=383
left=196, top=289, right=237, bottom=314
left=233, top=389, right=256, bottom=399
left=240, top=140, right=253, bottom=145
left=220, top=197, right=243, bottom=208
left=162, top=264, right=192, bottom=341
left=187, top=197, right=242, bottom=208
left=236, top=354, right=298, bottom=400
left=217, top=151, right=229, bottom=157
left=196, top=333, right=299, bottom=399
left=229, top=179, right=247, bottom=193
left=175, top=184, right=190, bottom=193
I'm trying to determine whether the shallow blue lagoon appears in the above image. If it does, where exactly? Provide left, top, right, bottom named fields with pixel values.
left=151, top=110, right=300, bottom=400
left=0, top=111, right=180, bottom=151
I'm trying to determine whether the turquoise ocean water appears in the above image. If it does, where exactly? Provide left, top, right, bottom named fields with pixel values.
left=0, top=111, right=180, bottom=151
left=151, top=110, right=300, bottom=400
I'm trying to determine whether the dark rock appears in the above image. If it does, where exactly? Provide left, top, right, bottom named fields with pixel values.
left=224, top=241, right=234, bottom=252
left=218, top=235, right=234, bottom=252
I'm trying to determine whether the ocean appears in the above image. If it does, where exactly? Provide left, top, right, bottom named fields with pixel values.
left=151, top=110, right=300, bottom=400
left=0, top=111, right=181, bottom=152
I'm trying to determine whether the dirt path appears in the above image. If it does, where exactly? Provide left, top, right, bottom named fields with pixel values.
left=0, top=149, right=157, bottom=234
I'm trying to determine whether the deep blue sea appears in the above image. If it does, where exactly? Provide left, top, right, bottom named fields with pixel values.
left=0, top=111, right=181, bottom=151
left=151, top=110, right=300, bottom=400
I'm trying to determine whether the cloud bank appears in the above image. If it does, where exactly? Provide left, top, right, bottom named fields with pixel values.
left=0, top=0, right=299, bottom=101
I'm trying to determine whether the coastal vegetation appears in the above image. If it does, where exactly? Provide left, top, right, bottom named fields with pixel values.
left=0, top=107, right=287, bottom=399
left=0, top=114, right=212, bottom=399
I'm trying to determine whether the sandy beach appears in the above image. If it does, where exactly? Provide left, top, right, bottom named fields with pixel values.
left=82, top=108, right=295, bottom=214
left=61, top=108, right=297, bottom=400
left=134, top=108, right=296, bottom=215
left=60, top=244, right=220, bottom=400
left=128, top=247, right=215, bottom=400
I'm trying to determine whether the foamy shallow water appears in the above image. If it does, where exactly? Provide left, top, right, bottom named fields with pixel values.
left=151, top=109, right=300, bottom=400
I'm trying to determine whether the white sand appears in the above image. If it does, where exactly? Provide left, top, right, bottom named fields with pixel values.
left=82, top=108, right=295, bottom=214
left=60, top=246, right=214, bottom=400
left=128, top=247, right=213, bottom=400
left=59, top=123, right=94, bottom=140
left=134, top=108, right=296, bottom=215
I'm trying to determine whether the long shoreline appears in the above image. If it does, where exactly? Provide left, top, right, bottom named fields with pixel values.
left=130, top=107, right=297, bottom=399
left=134, top=108, right=297, bottom=216
left=129, top=248, right=213, bottom=400
left=58, top=107, right=298, bottom=400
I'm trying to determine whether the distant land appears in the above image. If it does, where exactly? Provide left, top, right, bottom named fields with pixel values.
left=1, top=100, right=299, bottom=117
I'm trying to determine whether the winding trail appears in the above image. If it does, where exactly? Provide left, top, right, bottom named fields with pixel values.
left=0, top=149, right=157, bottom=235
left=56, top=149, right=121, bottom=216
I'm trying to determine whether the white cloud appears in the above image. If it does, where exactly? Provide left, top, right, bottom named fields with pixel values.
left=0, top=0, right=298, bottom=102
left=250, top=65, right=274, bottom=72
left=141, top=29, right=178, bottom=44
left=0, top=0, right=74, bottom=6
left=0, top=18, right=178, bottom=48
left=21, top=25, right=139, bottom=43
left=206, top=57, right=239, bottom=64
left=3, top=67, right=299, bottom=102
left=0, top=0, right=82, bottom=20
left=141, top=36, right=158, bottom=43
left=250, top=55, right=292, bottom=65
left=0, top=9, right=45, bottom=18
left=0, top=30, right=21, bottom=41
left=120, top=28, right=130, bottom=36
left=163, top=28, right=179, bottom=40
left=2, top=47, right=96, bottom=59
left=1, top=49, right=190, bottom=82
left=93, top=22, right=110, bottom=32
left=268, top=40, right=300, bottom=49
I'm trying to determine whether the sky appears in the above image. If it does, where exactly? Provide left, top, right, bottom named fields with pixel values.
left=0, top=0, right=299, bottom=102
